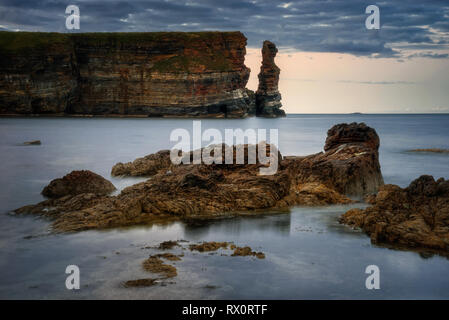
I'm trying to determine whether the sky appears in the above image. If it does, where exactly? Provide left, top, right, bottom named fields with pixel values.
left=0, top=0, right=448, bottom=113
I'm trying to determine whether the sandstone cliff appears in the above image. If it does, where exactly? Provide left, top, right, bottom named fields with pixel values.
left=0, top=31, right=254, bottom=118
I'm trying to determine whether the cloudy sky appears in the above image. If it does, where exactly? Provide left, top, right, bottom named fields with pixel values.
left=0, top=0, right=448, bottom=113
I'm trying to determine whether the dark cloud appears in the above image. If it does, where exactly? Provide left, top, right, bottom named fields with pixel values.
left=0, top=0, right=448, bottom=58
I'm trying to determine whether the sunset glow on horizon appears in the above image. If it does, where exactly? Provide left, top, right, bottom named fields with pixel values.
left=245, top=48, right=449, bottom=114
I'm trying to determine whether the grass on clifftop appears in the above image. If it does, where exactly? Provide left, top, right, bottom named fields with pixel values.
left=69, top=31, right=242, bottom=43
left=0, top=31, right=71, bottom=53
left=0, top=31, right=243, bottom=72
left=0, top=31, right=242, bottom=49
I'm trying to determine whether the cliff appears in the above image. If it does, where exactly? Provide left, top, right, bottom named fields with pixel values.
left=0, top=31, right=255, bottom=118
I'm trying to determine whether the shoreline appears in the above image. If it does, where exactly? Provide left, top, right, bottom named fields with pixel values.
left=2, top=113, right=449, bottom=119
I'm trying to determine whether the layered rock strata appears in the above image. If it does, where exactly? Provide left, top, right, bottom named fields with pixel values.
left=0, top=32, right=253, bottom=118
left=340, top=175, right=449, bottom=254
left=255, top=41, right=285, bottom=117
left=15, top=123, right=383, bottom=232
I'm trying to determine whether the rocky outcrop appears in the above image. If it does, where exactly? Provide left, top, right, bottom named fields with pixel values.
left=0, top=31, right=253, bottom=118
left=324, top=122, right=379, bottom=152
left=280, top=123, right=383, bottom=197
left=15, top=123, right=383, bottom=232
left=312, top=122, right=383, bottom=196
left=255, top=41, right=285, bottom=117
left=340, top=175, right=449, bottom=254
left=42, top=170, right=116, bottom=198
left=111, top=150, right=174, bottom=177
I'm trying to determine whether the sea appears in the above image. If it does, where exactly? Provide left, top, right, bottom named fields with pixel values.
left=0, top=114, right=448, bottom=299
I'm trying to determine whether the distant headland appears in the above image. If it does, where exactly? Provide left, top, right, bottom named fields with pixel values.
left=0, top=31, right=285, bottom=118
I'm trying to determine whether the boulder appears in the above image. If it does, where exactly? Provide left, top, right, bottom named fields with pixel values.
left=42, top=170, right=116, bottom=198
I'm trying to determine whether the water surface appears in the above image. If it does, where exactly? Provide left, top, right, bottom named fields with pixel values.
left=0, top=114, right=448, bottom=299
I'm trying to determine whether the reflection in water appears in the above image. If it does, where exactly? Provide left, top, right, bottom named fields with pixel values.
left=1, top=201, right=449, bottom=299
left=0, top=115, right=448, bottom=299
left=183, top=212, right=292, bottom=239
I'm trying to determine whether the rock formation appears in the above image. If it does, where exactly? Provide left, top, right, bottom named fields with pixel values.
left=255, top=41, right=285, bottom=117
left=14, top=123, right=383, bottom=232
left=111, top=150, right=173, bottom=177
left=0, top=31, right=254, bottom=118
left=42, top=170, right=116, bottom=198
left=340, top=175, right=449, bottom=254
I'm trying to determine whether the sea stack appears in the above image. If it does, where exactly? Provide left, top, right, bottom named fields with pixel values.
left=255, top=41, right=285, bottom=117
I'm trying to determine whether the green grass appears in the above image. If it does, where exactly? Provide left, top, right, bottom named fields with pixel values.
left=0, top=31, right=242, bottom=72
left=0, top=31, right=70, bottom=53
left=69, top=31, right=240, bottom=43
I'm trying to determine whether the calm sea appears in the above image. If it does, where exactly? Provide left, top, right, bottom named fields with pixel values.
left=0, top=114, right=448, bottom=299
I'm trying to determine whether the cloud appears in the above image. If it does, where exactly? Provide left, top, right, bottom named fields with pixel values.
left=336, top=80, right=417, bottom=85
left=0, top=0, right=448, bottom=58
left=407, top=52, right=449, bottom=59
left=431, top=106, right=449, bottom=112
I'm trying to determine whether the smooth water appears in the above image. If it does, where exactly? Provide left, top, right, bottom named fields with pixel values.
left=0, top=114, right=448, bottom=299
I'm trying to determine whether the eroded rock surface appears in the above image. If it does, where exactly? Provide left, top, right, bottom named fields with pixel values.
left=231, top=246, right=265, bottom=259
left=189, top=242, right=230, bottom=252
left=15, top=122, right=383, bottom=232
left=123, top=278, right=158, bottom=288
left=287, top=122, right=384, bottom=196
left=255, top=41, right=285, bottom=117
left=340, top=175, right=449, bottom=254
left=111, top=150, right=173, bottom=177
left=185, top=241, right=265, bottom=258
left=142, top=255, right=178, bottom=278
left=42, top=170, right=116, bottom=198
left=125, top=240, right=265, bottom=288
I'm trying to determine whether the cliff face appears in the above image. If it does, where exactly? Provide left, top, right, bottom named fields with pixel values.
left=255, top=40, right=285, bottom=117
left=0, top=33, right=78, bottom=114
left=0, top=32, right=254, bottom=118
